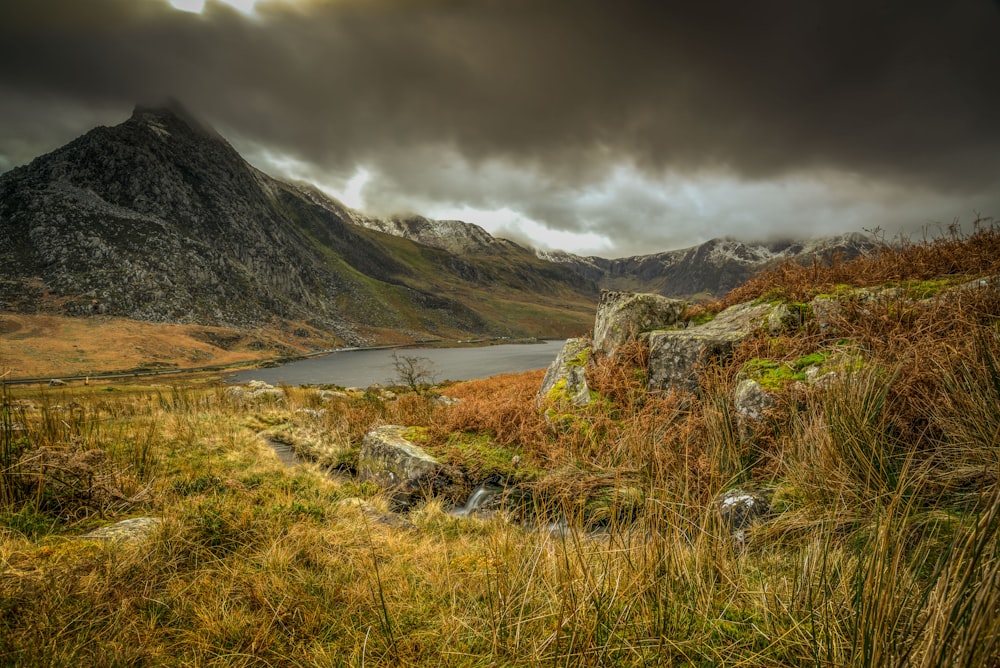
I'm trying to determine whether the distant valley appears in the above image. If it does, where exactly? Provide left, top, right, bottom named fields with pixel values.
left=0, top=103, right=871, bottom=376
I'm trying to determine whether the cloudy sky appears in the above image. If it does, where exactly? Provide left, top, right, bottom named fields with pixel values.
left=1, top=0, right=998, bottom=257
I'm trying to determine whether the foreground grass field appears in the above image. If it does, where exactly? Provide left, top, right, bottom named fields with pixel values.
left=2, top=223, right=1000, bottom=666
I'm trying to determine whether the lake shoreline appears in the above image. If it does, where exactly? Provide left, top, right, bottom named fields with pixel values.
left=229, top=338, right=566, bottom=388
left=1, top=336, right=556, bottom=387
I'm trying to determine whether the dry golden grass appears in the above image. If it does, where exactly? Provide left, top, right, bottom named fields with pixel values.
left=725, top=217, right=1000, bottom=307
left=0, top=312, right=341, bottom=378
left=4, top=223, right=1000, bottom=666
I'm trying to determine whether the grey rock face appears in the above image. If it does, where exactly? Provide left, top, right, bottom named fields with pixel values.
left=358, top=425, right=456, bottom=504
left=592, top=290, right=686, bottom=356
left=646, top=302, right=774, bottom=393
left=732, top=378, right=775, bottom=424
left=0, top=103, right=596, bottom=341
left=536, top=338, right=591, bottom=407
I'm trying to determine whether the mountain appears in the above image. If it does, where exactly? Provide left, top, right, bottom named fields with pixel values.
left=537, top=235, right=874, bottom=299
left=316, top=203, right=873, bottom=302
left=288, top=183, right=520, bottom=256
left=0, top=102, right=598, bottom=345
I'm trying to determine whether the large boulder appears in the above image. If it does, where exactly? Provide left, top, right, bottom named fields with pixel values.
left=592, top=290, right=686, bottom=356
left=645, top=302, right=774, bottom=393
left=358, top=425, right=457, bottom=505
left=536, top=337, right=592, bottom=408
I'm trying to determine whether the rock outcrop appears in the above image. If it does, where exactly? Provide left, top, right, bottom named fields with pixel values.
left=645, top=302, right=776, bottom=393
left=592, top=290, right=685, bottom=355
left=539, top=294, right=791, bottom=399
left=537, top=338, right=592, bottom=408
left=357, top=425, right=458, bottom=505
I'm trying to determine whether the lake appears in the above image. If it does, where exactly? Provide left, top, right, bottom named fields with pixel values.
left=228, top=340, right=566, bottom=387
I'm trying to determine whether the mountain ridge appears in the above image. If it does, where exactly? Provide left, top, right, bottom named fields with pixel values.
left=536, top=233, right=874, bottom=299
left=0, top=104, right=597, bottom=345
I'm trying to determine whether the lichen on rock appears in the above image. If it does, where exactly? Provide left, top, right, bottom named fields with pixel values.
left=592, top=290, right=686, bottom=356
left=537, top=338, right=592, bottom=408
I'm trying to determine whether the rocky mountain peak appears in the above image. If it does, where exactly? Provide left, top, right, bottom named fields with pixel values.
left=130, top=98, right=214, bottom=137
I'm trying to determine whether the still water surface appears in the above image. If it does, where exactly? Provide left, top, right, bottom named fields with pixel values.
left=229, top=340, right=565, bottom=387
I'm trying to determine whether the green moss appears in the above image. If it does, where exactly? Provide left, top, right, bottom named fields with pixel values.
left=743, top=358, right=802, bottom=390
left=431, top=431, right=541, bottom=481
left=546, top=377, right=570, bottom=404
left=815, top=283, right=858, bottom=299
left=566, top=347, right=590, bottom=368
left=403, top=426, right=429, bottom=443
left=886, top=278, right=959, bottom=300
left=687, top=310, right=716, bottom=326
left=792, top=351, right=829, bottom=370
left=753, top=286, right=798, bottom=304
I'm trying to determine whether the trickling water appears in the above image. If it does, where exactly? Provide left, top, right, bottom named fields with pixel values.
left=262, top=436, right=300, bottom=467
left=451, top=482, right=504, bottom=517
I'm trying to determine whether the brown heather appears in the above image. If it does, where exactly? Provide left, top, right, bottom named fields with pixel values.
left=2, top=221, right=1000, bottom=666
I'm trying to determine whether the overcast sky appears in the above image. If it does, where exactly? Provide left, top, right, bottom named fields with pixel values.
left=1, top=0, right=998, bottom=257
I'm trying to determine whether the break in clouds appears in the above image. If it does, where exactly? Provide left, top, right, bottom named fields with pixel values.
left=0, top=0, right=998, bottom=256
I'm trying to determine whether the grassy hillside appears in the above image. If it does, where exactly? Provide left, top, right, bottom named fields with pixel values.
left=0, top=313, right=342, bottom=379
left=2, top=221, right=999, bottom=665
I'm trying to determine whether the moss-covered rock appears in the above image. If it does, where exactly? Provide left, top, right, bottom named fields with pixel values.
left=645, top=302, right=775, bottom=393
left=537, top=338, right=592, bottom=408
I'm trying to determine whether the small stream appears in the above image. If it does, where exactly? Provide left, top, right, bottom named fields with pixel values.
left=262, top=436, right=301, bottom=467
left=262, top=435, right=581, bottom=536
left=449, top=481, right=505, bottom=517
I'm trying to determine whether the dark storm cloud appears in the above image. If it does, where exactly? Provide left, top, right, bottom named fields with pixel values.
left=0, top=0, right=998, bottom=254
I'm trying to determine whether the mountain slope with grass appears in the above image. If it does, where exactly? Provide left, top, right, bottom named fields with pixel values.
left=0, top=102, right=597, bottom=347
